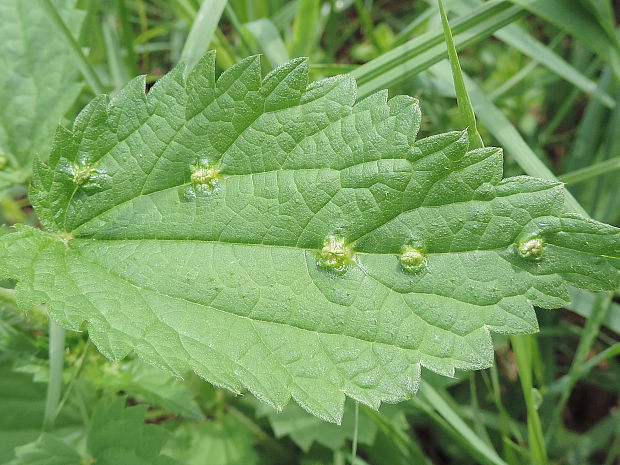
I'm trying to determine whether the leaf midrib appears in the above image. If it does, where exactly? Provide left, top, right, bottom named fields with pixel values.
left=69, top=240, right=506, bottom=354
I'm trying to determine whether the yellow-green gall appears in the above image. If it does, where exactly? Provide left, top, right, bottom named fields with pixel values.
left=191, top=166, right=219, bottom=185
left=317, top=236, right=353, bottom=274
left=400, top=246, right=426, bottom=273
left=518, top=237, right=544, bottom=259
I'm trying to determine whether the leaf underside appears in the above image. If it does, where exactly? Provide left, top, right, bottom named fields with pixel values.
left=1, top=52, right=619, bottom=423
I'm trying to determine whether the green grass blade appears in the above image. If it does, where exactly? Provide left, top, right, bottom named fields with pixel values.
left=39, top=0, right=105, bottom=95
left=223, top=4, right=254, bottom=56
left=419, top=384, right=508, bottom=465
left=289, top=0, right=320, bottom=58
left=566, top=288, right=620, bottom=335
left=360, top=406, right=432, bottom=464
left=438, top=0, right=484, bottom=149
left=245, top=18, right=290, bottom=67
left=559, top=156, right=620, bottom=186
left=545, top=292, right=613, bottom=444
left=179, top=0, right=228, bottom=72
left=114, top=0, right=139, bottom=76
left=353, top=3, right=526, bottom=98
left=353, top=2, right=521, bottom=86
left=538, top=57, right=605, bottom=146
left=510, top=335, right=549, bottom=465
left=102, top=15, right=131, bottom=90
left=507, top=0, right=620, bottom=79
left=393, top=6, right=436, bottom=47
left=455, top=0, right=615, bottom=108
left=353, top=0, right=382, bottom=53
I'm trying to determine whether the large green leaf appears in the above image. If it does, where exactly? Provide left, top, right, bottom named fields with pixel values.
left=0, top=0, right=83, bottom=187
left=1, top=52, right=619, bottom=423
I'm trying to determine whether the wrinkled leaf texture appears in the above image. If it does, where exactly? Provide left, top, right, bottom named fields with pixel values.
left=1, top=52, right=619, bottom=423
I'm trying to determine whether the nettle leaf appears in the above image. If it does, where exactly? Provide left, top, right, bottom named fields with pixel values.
left=1, top=52, right=619, bottom=423
left=0, top=0, right=83, bottom=185
left=162, top=415, right=257, bottom=465
left=0, top=363, right=81, bottom=463
left=87, top=358, right=204, bottom=420
left=11, top=398, right=178, bottom=465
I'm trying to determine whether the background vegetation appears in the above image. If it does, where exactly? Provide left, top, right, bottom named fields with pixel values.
left=1, top=0, right=619, bottom=464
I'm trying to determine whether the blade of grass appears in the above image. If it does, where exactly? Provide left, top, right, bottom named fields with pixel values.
left=604, top=410, right=620, bottom=465
left=564, top=68, right=614, bottom=174
left=507, top=0, right=620, bottom=79
left=418, top=384, right=508, bottom=465
left=289, top=0, right=320, bottom=58
left=102, top=15, right=131, bottom=90
left=39, top=0, right=105, bottom=95
left=353, top=4, right=526, bottom=99
left=559, top=156, right=620, bottom=186
left=351, top=401, right=359, bottom=464
left=272, top=0, right=300, bottom=28
left=353, top=2, right=523, bottom=86
left=455, top=0, right=616, bottom=108
left=136, top=0, right=149, bottom=71
left=567, top=288, right=620, bottom=334
left=224, top=3, right=254, bottom=56
left=469, top=374, right=493, bottom=447
left=179, top=0, right=228, bottom=72
left=170, top=0, right=197, bottom=23
left=393, top=6, right=436, bottom=47
left=538, top=58, right=605, bottom=146
left=510, top=335, right=549, bottom=465
left=114, top=0, right=139, bottom=76
left=353, top=0, right=382, bottom=53
left=545, top=292, right=613, bottom=444
left=547, top=343, right=620, bottom=396
left=485, top=366, right=524, bottom=465
left=360, top=405, right=432, bottom=464
left=592, top=87, right=620, bottom=222
left=490, top=59, right=538, bottom=101
left=310, top=63, right=359, bottom=76
left=245, top=18, right=290, bottom=67
left=438, top=0, right=484, bottom=148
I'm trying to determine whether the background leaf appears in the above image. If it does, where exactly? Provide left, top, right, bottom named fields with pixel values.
left=0, top=0, right=83, bottom=187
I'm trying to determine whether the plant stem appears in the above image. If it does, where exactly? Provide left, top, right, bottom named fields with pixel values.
left=43, top=319, right=65, bottom=431
left=351, top=400, right=359, bottom=463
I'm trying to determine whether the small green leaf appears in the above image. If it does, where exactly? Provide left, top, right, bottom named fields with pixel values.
left=88, top=397, right=178, bottom=465
left=86, top=358, right=204, bottom=420
left=10, top=397, right=178, bottom=465
left=163, top=415, right=257, bottom=465
left=1, top=52, right=619, bottom=423
left=11, top=434, right=82, bottom=465
left=0, top=363, right=81, bottom=463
